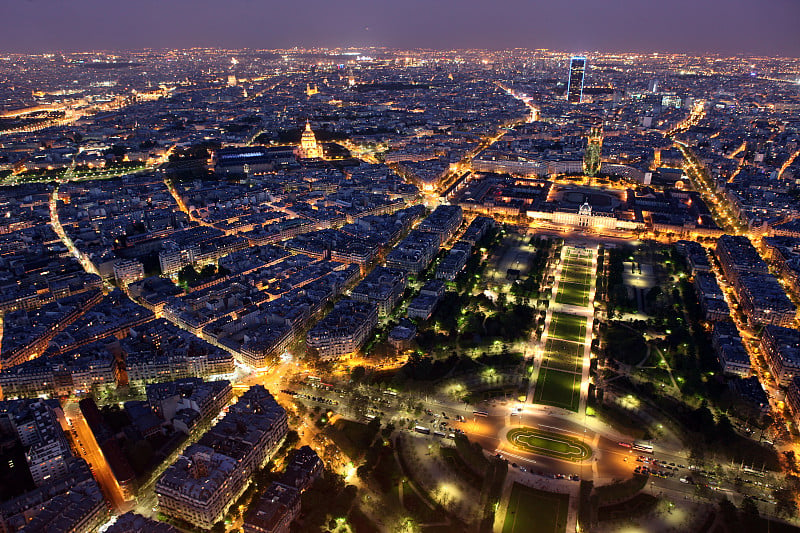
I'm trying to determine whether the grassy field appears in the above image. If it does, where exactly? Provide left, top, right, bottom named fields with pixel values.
left=548, top=312, right=587, bottom=343
left=507, top=427, right=592, bottom=461
left=533, top=246, right=593, bottom=412
left=555, top=251, right=593, bottom=306
left=554, top=281, right=590, bottom=307
left=502, top=483, right=570, bottom=533
left=533, top=367, right=581, bottom=412
left=542, top=338, right=583, bottom=373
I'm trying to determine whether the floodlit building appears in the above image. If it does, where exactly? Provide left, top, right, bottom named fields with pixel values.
left=242, top=482, right=300, bottom=533
left=761, top=325, right=800, bottom=387
left=296, top=121, right=323, bottom=159
left=114, top=259, right=145, bottom=287
left=787, top=376, right=800, bottom=425
left=1, top=399, right=71, bottom=487
left=306, top=299, right=378, bottom=360
left=155, top=386, right=288, bottom=529
left=350, top=266, right=407, bottom=317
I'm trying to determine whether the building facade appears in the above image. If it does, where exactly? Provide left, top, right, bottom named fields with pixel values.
left=567, top=56, right=587, bottom=103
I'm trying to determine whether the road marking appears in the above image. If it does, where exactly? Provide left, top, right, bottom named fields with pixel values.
left=537, top=424, right=582, bottom=437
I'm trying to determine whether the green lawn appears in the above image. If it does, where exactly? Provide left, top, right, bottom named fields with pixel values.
left=533, top=367, right=581, bottom=412
left=542, top=338, right=584, bottom=373
left=503, top=483, right=570, bottom=533
left=563, top=259, right=592, bottom=269
left=555, top=251, right=593, bottom=307
left=507, top=427, right=592, bottom=462
left=560, top=267, right=592, bottom=285
left=554, top=281, right=590, bottom=307
left=548, top=312, right=587, bottom=343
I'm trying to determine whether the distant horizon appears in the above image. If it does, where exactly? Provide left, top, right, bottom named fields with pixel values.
left=3, top=0, right=799, bottom=58
left=2, top=46, right=799, bottom=59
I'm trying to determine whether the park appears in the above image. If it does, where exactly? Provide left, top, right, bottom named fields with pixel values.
left=506, top=426, right=592, bottom=462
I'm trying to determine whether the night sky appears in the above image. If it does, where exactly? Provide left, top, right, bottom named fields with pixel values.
left=4, top=0, right=799, bottom=56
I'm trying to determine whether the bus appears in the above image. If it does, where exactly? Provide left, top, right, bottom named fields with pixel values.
left=473, top=411, right=489, bottom=417
left=414, top=426, right=431, bottom=435
left=632, top=441, right=654, bottom=454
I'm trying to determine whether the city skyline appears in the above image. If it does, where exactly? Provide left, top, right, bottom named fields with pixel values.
left=1, top=24, right=799, bottom=533
left=1, top=0, right=800, bottom=56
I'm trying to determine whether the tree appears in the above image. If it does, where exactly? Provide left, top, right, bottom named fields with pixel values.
left=351, top=366, right=366, bottom=383
left=773, top=488, right=798, bottom=518
left=784, top=450, right=798, bottom=472
left=357, top=464, right=372, bottom=480
left=177, top=265, right=199, bottom=284
left=105, top=144, right=126, bottom=158
left=741, top=496, right=760, bottom=531
left=718, top=497, right=738, bottom=528
left=686, top=402, right=715, bottom=437
left=200, top=263, right=217, bottom=278
left=715, top=414, right=736, bottom=441
left=284, top=430, right=300, bottom=449
left=645, top=286, right=662, bottom=307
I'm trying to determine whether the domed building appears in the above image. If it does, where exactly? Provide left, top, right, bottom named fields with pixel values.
left=296, top=121, right=323, bottom=159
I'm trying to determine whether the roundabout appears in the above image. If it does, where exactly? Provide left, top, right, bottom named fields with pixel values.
left=506, top=426, right=592, bottom=462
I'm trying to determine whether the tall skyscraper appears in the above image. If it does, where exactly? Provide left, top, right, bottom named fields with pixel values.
left=566, top=56, right=586, bottom=103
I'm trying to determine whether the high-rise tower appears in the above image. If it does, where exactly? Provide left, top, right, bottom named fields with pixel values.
left=566, top=56, right=586, bottom=103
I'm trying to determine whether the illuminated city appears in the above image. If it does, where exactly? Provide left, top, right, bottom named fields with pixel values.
left=0, top=4, right=800, bottom=533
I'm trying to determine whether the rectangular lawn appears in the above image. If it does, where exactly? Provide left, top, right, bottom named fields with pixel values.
left=560, top=267, right=592, bottom=285
left=554, top=281, right=590, bottom=307
left=503, top=483, right=569, bottom=533
left=542, top=338, right=583, bottom=373
left=533, top=367, right=581, bottom=412
left=548, top=312, right=587, bottom=343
